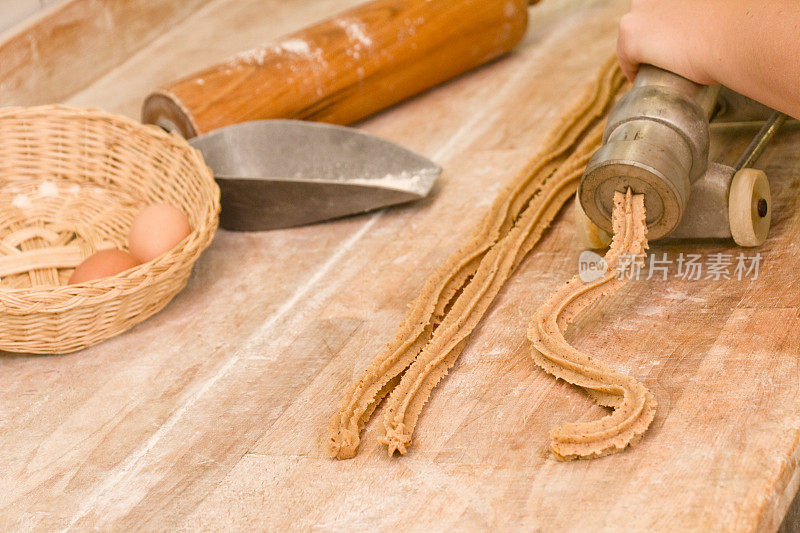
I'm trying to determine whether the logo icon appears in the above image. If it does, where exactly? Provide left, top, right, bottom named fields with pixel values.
left=578, top=250, right=608, bottom=283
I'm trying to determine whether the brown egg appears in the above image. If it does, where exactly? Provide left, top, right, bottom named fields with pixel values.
left=68, top=249, right=140, bottom=284
left=128, top=204, right=192, bottom=263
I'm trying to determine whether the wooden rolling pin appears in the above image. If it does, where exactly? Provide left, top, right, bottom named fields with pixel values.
left=142, top=0, right=531, bottom=138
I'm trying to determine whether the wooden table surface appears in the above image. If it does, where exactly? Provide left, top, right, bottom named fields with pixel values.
left=3, top=0, right=800, bottom=530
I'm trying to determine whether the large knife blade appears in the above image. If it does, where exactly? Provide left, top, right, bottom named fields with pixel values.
left=189, top=120, right=441, bottom=231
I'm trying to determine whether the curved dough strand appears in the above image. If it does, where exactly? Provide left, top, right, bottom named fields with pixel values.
left=527, top=190, right=657, bottom=460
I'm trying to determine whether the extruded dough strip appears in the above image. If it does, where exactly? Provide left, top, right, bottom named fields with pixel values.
left=329, top=57, right=625, bottom=459
left=328, top=262, right=478, bottom=459
left=376, top=340, right=467, bottom=454
left=527, top=190, right=656, bottom=460
left=380, top=122, right=607, bottom=454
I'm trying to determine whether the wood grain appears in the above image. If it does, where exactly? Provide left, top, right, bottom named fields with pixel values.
left=2, top=0, right=800, bottom=530
left=0, top=0, right=213, bottom=107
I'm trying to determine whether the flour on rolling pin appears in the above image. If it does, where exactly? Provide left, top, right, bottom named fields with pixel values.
left=231, top=39, right=319, bottom=68
left=142, top=0, right=529, bottom=138
left=335, top=18, right=373, bottom=53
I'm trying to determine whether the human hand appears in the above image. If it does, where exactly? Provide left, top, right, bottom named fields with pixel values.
left=616, top=0, right=721, bottom=84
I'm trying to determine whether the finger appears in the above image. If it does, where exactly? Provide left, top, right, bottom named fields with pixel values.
left=616, top=36, right=638, bottom=81
left=616, top=14, right=640, bottom=81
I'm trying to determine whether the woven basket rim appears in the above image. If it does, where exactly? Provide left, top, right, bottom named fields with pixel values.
left=0, top=104, right=220, bottom=311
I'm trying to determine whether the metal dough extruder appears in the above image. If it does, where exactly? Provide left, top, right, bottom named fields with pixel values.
left=576, top=65, right=789, bottom=249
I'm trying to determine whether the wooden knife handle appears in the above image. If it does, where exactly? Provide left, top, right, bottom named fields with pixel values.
left=141, top=0, right=529, bottom=138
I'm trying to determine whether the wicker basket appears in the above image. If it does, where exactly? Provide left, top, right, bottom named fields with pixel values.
left=0, top=105, right=220, bottom=354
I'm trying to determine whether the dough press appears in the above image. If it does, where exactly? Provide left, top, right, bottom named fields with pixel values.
left=576, top=65, right=791, bottom=249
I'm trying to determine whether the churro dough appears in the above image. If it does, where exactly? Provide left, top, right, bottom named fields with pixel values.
left=329, top=57, right=627, bottom=460
left=528, top=190, right=656, bottom=460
